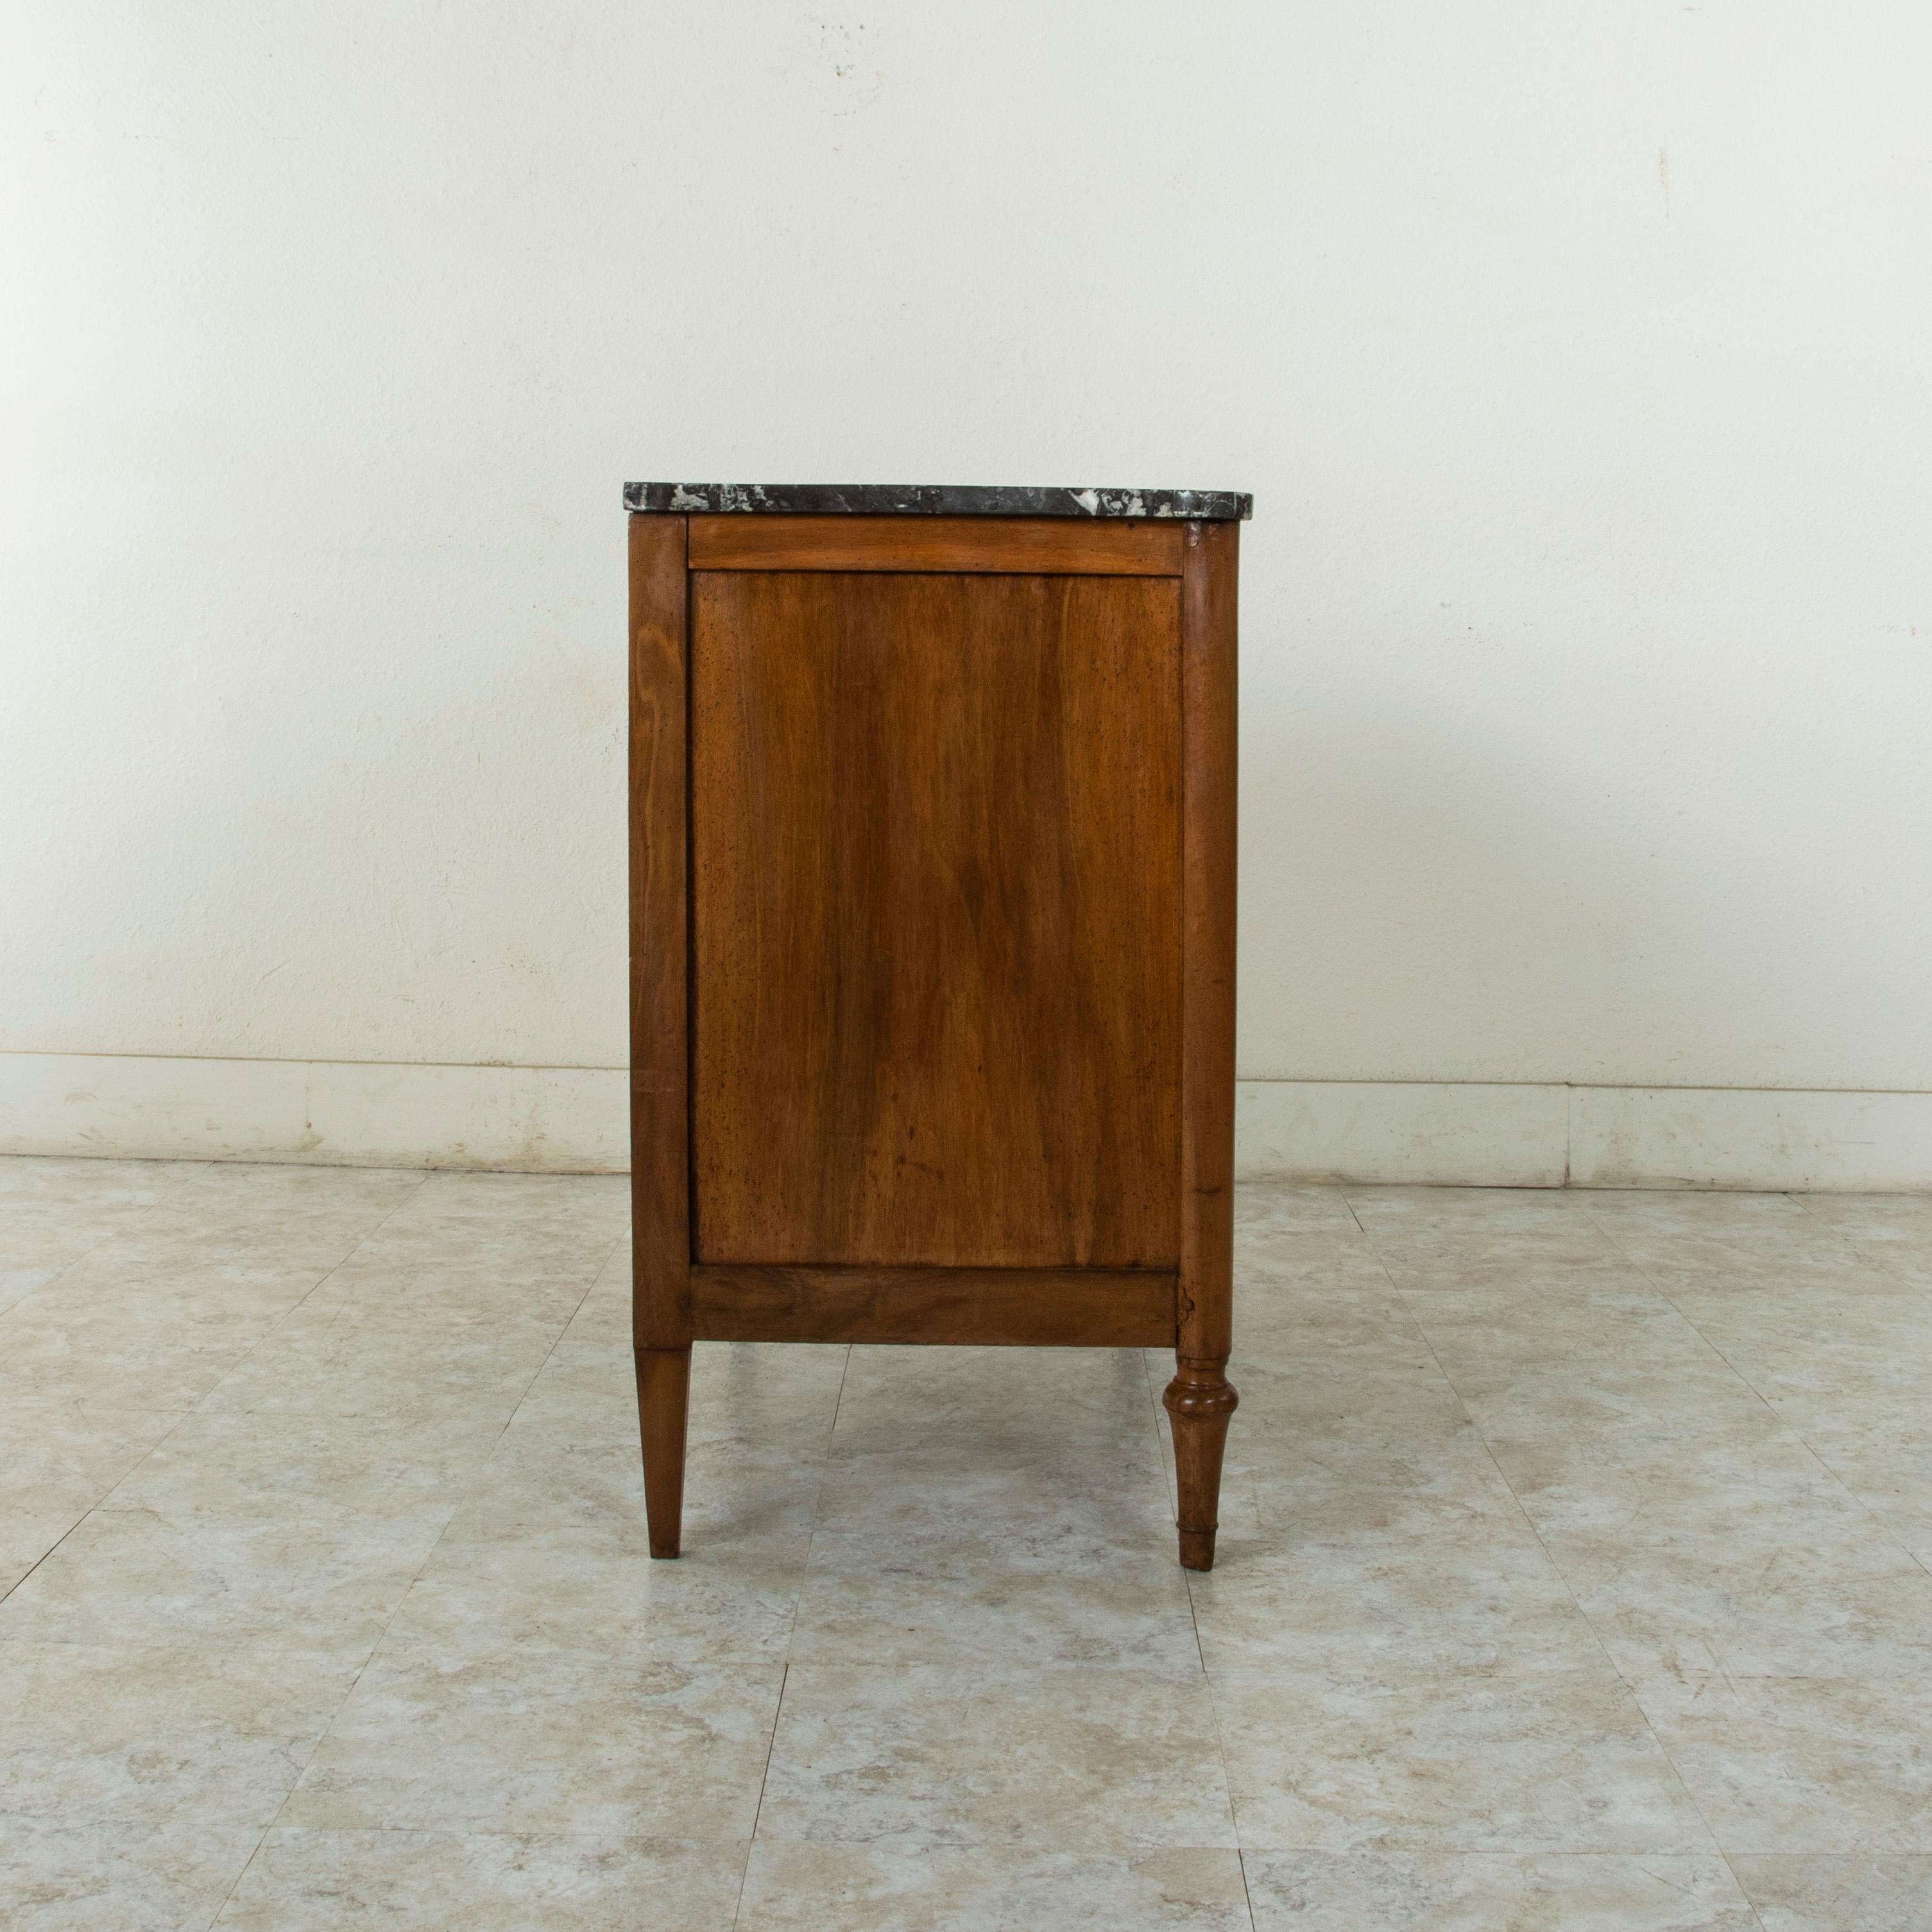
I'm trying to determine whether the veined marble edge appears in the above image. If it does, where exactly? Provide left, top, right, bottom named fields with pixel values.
left=621, top=482, right=1253, bottom=520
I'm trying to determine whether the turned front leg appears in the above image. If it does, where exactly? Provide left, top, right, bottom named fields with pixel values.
left=1171, top=516, right=1239, bottom=1571
left=1163, top=1360, right=1238, bottom=1570
left=634, top=1346, right=691, bottom=1559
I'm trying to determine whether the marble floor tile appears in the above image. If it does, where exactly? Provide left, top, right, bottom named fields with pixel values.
left=1727, top=1853, right=1932, bottom=1932
left=0, top=1159, right=197, bottom=1313
left=1234, top=1222, right=1392, bottom=1281
left=1347, top=1188, right=1623, bottom=1288
left=1678, top=1317, right=1932, bottom=1419
left=0, top=1634, right=362, bottom=1833
left=148, top=1158, right=423, bottom=1215
left=0, top=1154, right=181, bottom=1210
left=1582, top=1190, right=1823, bottom=1237
left=0, top=1245, right=89, bottom=1319
left=282, top=1633, right=784, bottom=1840
left=446, top=1427, right=825, bottom=1561
left=436, top=1340, right=842, bottom=1557
left=758, top=1663, right=1237, bottom=1851
left=348, top=1176, right=628, bottom=1271
left=0, top=1815, right=268, bottom=1932
left=1485, top=1418, right=1877, bottom=1549
left=213, top=1825, right=748, bottom=1931
left=1596, top=1226, right=1874, bottom=1285
left=1553, top=1537, right=1932, bottom=1680
left=1581, top=1193, right=1879, bottom=1282
left=389, top=1523, right=804, bottom=1665
left=289, top=1280, right=589, bottom=1341
left=1231, top=1413, right=1535, bottom=1550
left=1793, top=1191, right=1932, bottom=1242
left=8, top=1159, right=1932, bottom=1931
left=325, top=1220, right=613, bottom=1273
left=826, top=1343, right=1167, bottom=1478
left=1347, top=1187, right=1608, bottom=1235
left=518, top=1337, right=848, bottom=1445
left=20, top=1249, right=343, bottom=1337
left=1236, top=1183, right=1362, bottom=1236
left=789, top=1523, right=1202, bottom=1673
left=1787, top=1418, right=1932, bottom=1557
left=197, top=1315, right=558, bottom=1422
left=389, top=1168, right=632, bottom=1226
left=1232, top=1354, right=1469, bottom=1434
left=1363, top=1236, right=1633, bottom=1293
left=0, top=1304, right=294, bottom=1413
left=1456, top=1356, right=1781, bottom=1452
left=0, top=1496, right=449, bottom=1653
left=1243, top=1850, right=1759, bottom=1931
left=1217, top=1664, right=1713, bottom=1854
left=1837, top=1242, right=1932, bottom=1294
left=1235, top=1266, right=1426, bottom=1366
left=557, top=1244, right=631, bottom=1345
left=0, top=1402, right=181, bottom=1596
left=96, top=1406, right=504, bottom=1523
left=1403, top=1279, right=1714, bottom=1397
left=1632, top=1671, right=1932, bottom=1854
left=736, top=1842, right=1252, bottom=1931
left=76, top=1215, right=407, bottom=1280
left=810, top=1451, right=1174, bottom=1547
left=1190, top=1532, right=1605, bottom=1678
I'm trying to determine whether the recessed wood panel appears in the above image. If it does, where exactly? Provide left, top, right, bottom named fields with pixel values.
left=690, top=569, right=1183, bottom=1268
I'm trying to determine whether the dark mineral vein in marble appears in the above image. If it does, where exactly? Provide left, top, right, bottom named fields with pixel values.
left=622, top=483, right=1251, bottom=520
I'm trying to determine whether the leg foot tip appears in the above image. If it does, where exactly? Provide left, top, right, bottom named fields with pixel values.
left=648, top=1541, right=681, bottom=1561
left=1177, top=1526, right=1217, bottom=1570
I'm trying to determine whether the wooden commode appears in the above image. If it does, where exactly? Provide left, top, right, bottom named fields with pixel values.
left=626, top=483, right=1248, bottom=1569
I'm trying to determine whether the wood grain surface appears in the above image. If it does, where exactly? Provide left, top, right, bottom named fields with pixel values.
left=688, top=515, right=1184, bottom=576
left=628, top=513, right=692, bottom=1349
left=689, top=568, right=1184, bottom=1269
left=691, top=1265, right=1175, bottom=1346
left=1167, top=517, right=1241, bottom=1569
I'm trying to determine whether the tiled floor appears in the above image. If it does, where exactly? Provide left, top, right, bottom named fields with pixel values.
left=3, top=1163, right=1931, bottom=1928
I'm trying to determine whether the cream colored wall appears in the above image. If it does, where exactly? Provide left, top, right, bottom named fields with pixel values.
left=4, top=4, right=1929, bottom=1181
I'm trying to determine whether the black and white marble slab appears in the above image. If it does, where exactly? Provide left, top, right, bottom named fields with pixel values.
left=623, top=483, right=1252, bottom=520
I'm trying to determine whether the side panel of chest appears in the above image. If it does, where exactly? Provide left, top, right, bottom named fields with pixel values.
left=688, top=567, right=1183, bottom=1269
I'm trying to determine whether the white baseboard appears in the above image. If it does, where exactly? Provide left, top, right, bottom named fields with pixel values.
left=0, top=1052, right=628, bottom=1173
left=1236, top=1081, right=1571, bottom=1186
left=2, top=1054, right=1929, bottom=1190
left=1237, top=1079, right=1932, bottom=1190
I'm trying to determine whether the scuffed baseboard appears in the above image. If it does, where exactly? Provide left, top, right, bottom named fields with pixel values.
left=1237, top=1079, right=1932, bottom=1190
left=0, top=1052, right=627, bottom=1174
left=2, top=1053, right=1929, bottom=1190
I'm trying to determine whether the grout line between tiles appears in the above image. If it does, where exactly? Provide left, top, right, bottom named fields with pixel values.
left=1575, top=1193, right=1930, bottom=1572
left=1141, top=1341, right=1215, bottom=1683
left=191, top=1171, right=464, bottom=1926
left=1779, top=1196, right=1932, bottom=1579
left=0, top=1172, right=441, bottom=1611
left=1351, top=1200, right=1736, bottom=1865
left=732, top=1338, right=850, bottom=1922
left=1235, top=1846, right=1260, bottom=1932
left=1141, top=1330, right=1247, bottom=1861
left=0, top=1165, right=444, bottom=1924
left=787, top=1337, right=854, bottom=1652
left=731, top=1661, right=789, bottom=1931
left=197, top=1183, right=622, bottom=1927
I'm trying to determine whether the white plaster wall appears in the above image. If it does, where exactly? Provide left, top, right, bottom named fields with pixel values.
left=4, top=5, right=1930, bottom=1174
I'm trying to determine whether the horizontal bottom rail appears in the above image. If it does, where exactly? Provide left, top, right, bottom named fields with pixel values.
left=687, top=1264, right=1177, bottom=1347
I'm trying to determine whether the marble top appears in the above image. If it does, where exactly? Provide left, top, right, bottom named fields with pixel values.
left=624, top=483, right=1252, bottom=521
